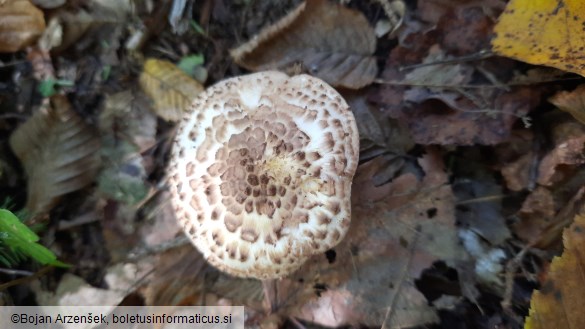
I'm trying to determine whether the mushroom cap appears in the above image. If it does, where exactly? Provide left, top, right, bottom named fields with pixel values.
left=168, top=71, right=359, bottom=279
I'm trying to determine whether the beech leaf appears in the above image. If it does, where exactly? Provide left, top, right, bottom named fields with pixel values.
left=9, top=96, right=101, bottom=216
left=230, top=0, right=377, bottom=89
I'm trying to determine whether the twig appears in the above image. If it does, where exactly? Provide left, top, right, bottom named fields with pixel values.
left=0, top=266, right=53, bottom=291
left=0, top=268, right=34, bottom=276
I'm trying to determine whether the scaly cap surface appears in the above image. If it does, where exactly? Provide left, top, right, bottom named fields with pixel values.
left=168, top=71, right=359, bottom=279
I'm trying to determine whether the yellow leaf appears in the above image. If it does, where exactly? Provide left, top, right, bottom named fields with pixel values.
left=524, top=214, right=585, bottom=329
left=139, top=58, right=204, bottom=122
left=491, top=0, right=585, bottom=77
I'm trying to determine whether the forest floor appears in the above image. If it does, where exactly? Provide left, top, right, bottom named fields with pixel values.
left=1, top=0, right=585, bottom=328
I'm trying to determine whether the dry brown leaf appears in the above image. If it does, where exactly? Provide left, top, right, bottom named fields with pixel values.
left=493, top=129, right=534, bottom=191
left=549, top=84, right=585, bottom=125
left=9, top=95, right=101, bottom=216
left=501, top=153, right=533, bottom=191
left=345, top=89, right=414, bottom=158
left=537, top=121, right=585, bottom=186
left=49, top=0, right=131, bottom=53
left=139, top=58, right=204, bottom=122
left=140, top=245, right=213, bottom=306
left=230, top=0, right=377, bottom=89
left=515, top=187, right=555, bottom=243
left=524, top=213, right=585, bottom=329
left=417, top=0, right=505, bottom=25
left=0, top=0, right=46, bottom=52
left=374, top=13, right=538, bottom=145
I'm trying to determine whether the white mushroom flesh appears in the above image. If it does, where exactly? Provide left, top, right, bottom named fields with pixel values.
left=168, top=71, right=359, bottom=279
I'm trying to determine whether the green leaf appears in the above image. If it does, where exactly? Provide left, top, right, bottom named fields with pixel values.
left=0, top=209, right=39, bottom=242
left=102, top=65, right=112, bottom=81
left=178, top=54, right=205, bottom=76
left=190, top=20, right=206, bottom=35
left=38, top=79, right=57, bottom=98
left=0, top=209, right=70, bottom=267
left=5, top=236, right=55, bottom=264
left=38, top=79, right=75, bottom=97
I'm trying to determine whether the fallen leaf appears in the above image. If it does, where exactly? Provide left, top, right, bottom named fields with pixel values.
left=139, top=58, right=204, bottom=122
left=374, top=8, right=539, bottom=145
left=417, top=0, right=505, bottom=25
left=140, top=245, right=214, bottom=306
left=524, top=213, right=585, bottom=329
left=532, top=187, right=585, bottom=250
left=384, top=80, right=536, bottom=145
left=50, top=0, right=131, bottom=53
left=492, top=0, right=585, bottom=77
left=345, top=89, right=414, bottom=157
left=515, top=187, right=555, bottom=242
left=549, top=84, right=585, bottom=125
left=0, top=0, right=46, bottom=52
left=230, top=0, right=377, bottom=89
left=33, top=263, right=151, bottom=306
left=9, top=96, right=101, bottom=216
left=537, top=121, right=585, bottom=186
left=494, top=129, right=534, bottom=191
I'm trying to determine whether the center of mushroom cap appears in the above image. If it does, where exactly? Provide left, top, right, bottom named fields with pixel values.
left=209, top=115, right=320, bottom=244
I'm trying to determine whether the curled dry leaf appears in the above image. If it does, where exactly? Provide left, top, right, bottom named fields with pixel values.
left=9, top=95, right=101, bottom=216
left=492, top=0, right=585, bottom=77
left=372, top=0, right=405, bottom=36
left=549, top=84, right=585, bottom=125
left=524, top=213, right=585, bottom=329
left=537, top=121, right=585, bottom=186
left=230, top=0, right=377, bottom=89
left=139, top=58, right=204, bottom=122
left=0, top=0, right=46, bottom=52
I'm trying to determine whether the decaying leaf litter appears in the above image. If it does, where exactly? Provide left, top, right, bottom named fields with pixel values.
left=1, top=0, right=585, bottom=328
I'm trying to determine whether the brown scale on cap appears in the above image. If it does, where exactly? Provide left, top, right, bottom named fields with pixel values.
left=167, top=71, right=359, bottom=279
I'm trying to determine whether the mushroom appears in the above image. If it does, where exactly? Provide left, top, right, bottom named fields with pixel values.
left=168, top=71, right=359, bottom=280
